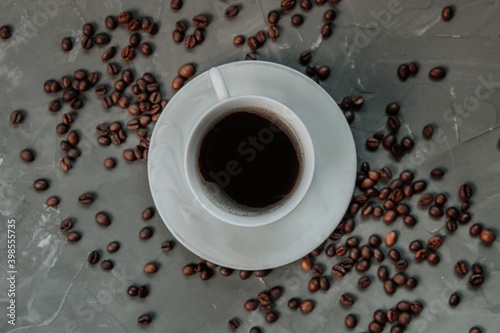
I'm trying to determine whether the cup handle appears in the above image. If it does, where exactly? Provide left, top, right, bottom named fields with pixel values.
left=209, top=67, right=231, bottom=101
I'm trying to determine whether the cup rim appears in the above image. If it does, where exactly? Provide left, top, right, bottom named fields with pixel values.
left=184, top=95, right=315, bottom=227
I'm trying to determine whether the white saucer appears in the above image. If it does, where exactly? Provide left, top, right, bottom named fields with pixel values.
left=148, top=61, right=356, bottom=270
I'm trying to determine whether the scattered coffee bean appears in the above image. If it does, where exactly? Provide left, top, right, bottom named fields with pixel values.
left=144, top=262, right=158, bottom=274
left=107, top=241, right=119, bottom=253
left=88, top=250, right=100, bottom=264
left=300, top=300, right=314, bottom=313
left=60, top=219, right=73, bottom=231
left=61, top=37, right=73, bottom=51
left=67, top=231, right=81, bottom=242
left=140, top=226, right=153, bottom=239
left=345, top=314, right=357, bottom=328
left=137, top=314, right=151, bottom=325
left=78, top=193, right=94, bottom=204
left=429, top=67, right=446, bottom=80
left=449, top=292, right=460, bottom=306
left=398, top=64, right=410, bottom=81
left=0, top=25, right=12, bottom=39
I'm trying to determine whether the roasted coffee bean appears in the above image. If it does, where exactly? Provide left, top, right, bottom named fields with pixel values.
left=345, top=314, right=357, bottom=328
left=449, top=292, right=460, bottom=306
left=94, top=85, right=108, bottom=96
left=469, top=223, right=483, bottom=236
left=78, top=193, right=94, bottom=204
left=429, top=67, right=446, bottom=80
left=136, top=285, right=149, bottom=298
left=140, top=42, right=153, bottom=56
left=396, top=259, right=409, bottom=270
left=0, top=25, right=12, bottom=39
left=60, top=219, right=72, bottom=231
left=384, top=280, right=396, bottom=294
left=105, top=15, right=117, bottom=30
left=385, top=231, right=397, bottom=246
left=340, top=293, right=355, bottom=306
left=357, top=276, right=371, bottom=289
left=308, top=277, right=320, bottom=292
left=368, top=234, right=381, bottom=248
left=470, top=328, right=483, bottom=333
left=373, top=206, right=384, bottom=218
left=336, top=246, right=347, bottom=256
left=182, top=264, right=196, bottom=276
left=10, top=110, right=24, bottom=124
left=88, top=250, right=100, bottom=264
left=61, top=37, right=73, bottom=51
left=257, top=292, right=271, bottom=305
left=418, top=194, right=434, bottom=206
left=427, top=252, right=440, bottom=265
left=332, top=264, right=346, bottom=277
left=244, top=299, right=258, bottom=311
left=406, top=277, right=418, bottom=289
left=398, top=64, right=410, bottom=81
left=97, top=136, right=111, bottom=146
left=321, top=23, right=332, bottom=37
left=481, top=229, right=496, bottom=243
left=388, top=116, right=401, bottom=131
left=171, top=0, right=183, bottom=10
left=281, top=0, right=297, bottom=10
left=121, top=45, right=135, bottom=61
left=49, top=99, right=62, bottom=112
left=137, top=314, right=151, bottom=325
left=401, top=136, right=415, bottom=150
left=385, top=103, right=400, bottom=116
left=128, top=18, right=141, bottom=32
left=387, top=308, right=398, bottom=322
left=408, top=61, right=419, bottom=74
left=462, top=200, right=471, bottom=211
left=192, top=15, right=209, bottom=28
left=117, top=11, right=132, bottom=24
left=287, top=298, right=300, bottom=310
left=107, top=63, right=120, bottom=75
left=182, top=34, right=196, bottom=49
left=60, top=140, right=71, bottom=151
left=254, top=31, right=266, bottom=45
left=60, top=158, right=71, bottom=171
left=82, top=23, right=94, bottom=36
left=300, top=0, right=313, bottom=9
left=428, top=235, right=444, bottom=249
left=67, top=231, right=81, bottom=242
left=291, top=14, right=304, bottom=26
left=81, top=36, right=93, bottom=49
left=324, top=9, right=336, bottom=21
left=103, top=158, right=115, bottom=169
left=429, top=205, right=444, bottom=217
left=378, top=266, right=389, bottom=281
left=69, top=97, right=83, bottom=110
left=144, top=262, right=158, bottom=274
left=455, top=260, right=469, bottom=275
left=94, top=33, right=111, bottom=45
left=107, top=241, right=119, bottom=253
left=95, top=212, right=110, bottom=226
left=409, top=240, right=423, bottom=252
left=317, top=66, right=330, bottom=80
left=389, top=249, right=401, bottom=261
left=142, top=207, right=154, bottom=220
left=415, top=249, right=428, bottom=261
left=101, top=46, right=116, bottom=61
left=355, top=259, right=370, bottom=272
left=442, top=6, right=454, bottom=21
left=373, top=309, right=387, bottom=325
left=383, top=134, right=397, bottom=149
left=422, top=124, right=434, bottom=138
left=469, top=274, right=485, bottom=286
left=299, top=51, right=311, bottom=65
left=459, top=183, right=473, bottom=200
left=472, top=263, right=484, bottom=274
left=369, top=321, right=384, bottom=333
left=140, top=227, right=153, bottom=239
left=148, top=23, right=159, bottom=36
left=224, top=5, right=239, bottom=18
left=393, top=273, right=408, bottom=286
left=33, top=179, right=49, bottom=191
left=233, top=35, right=245, bottom=45
left=306, top=65, right=318, bottom=77
left=432, top=193, right=447, bottom=206
left=300, top=300, right=314, bottom=313
left=398, top=312, right=411, bottom=325
left=366, top=138, right=380, bottom=150
left=20, top=149, right=35, bottom=162
left=172, top=76, right=185, bottom=90
left=67, top=130, right=79, bottom=146
left=459, top=212, right=471, bottom=224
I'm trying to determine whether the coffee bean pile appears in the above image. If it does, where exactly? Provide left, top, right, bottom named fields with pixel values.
left=6, top=1, right=496, bottom=332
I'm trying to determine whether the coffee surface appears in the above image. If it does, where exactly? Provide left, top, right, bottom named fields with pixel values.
left=198, top=111, right=300, bottom=208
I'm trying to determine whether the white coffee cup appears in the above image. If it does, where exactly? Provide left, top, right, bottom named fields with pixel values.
left=184, top=67, right=315, bottom=227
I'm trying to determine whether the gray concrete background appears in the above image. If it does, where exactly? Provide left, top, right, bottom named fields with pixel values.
left=1, top=0, right=499, bottom=332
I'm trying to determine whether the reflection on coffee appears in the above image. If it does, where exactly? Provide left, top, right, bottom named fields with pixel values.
left=198, top=109, right=301, bottom=208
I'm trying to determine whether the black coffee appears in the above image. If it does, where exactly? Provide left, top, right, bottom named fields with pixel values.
left=198, top=110, right=301, bottom=208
